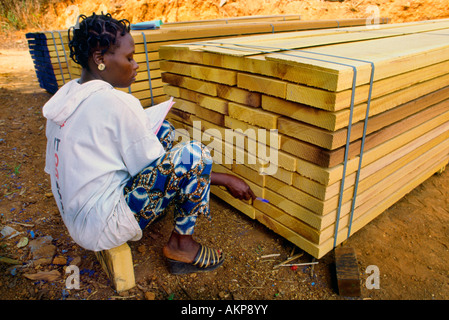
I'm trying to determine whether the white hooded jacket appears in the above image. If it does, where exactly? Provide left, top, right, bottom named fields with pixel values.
left=43, top=79, right=165, bottom=251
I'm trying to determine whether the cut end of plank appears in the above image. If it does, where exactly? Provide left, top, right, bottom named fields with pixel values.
left=94, top=243, right=136, bottom=293
left=334, top=246, right=361, bottom=297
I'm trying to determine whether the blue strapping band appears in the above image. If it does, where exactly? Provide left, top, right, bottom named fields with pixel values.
left=56, top=30, right=72, bottom=80
left=141, top=32, right=155, bottom=106
left=50, top=31, right=65, bottom=85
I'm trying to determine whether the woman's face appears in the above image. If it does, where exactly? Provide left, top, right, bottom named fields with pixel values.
left=101, top=32, right=138, bottom=88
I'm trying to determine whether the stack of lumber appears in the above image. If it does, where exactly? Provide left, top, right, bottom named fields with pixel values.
left=26, top=31, right=70, bottom=94
left=26, top=16, right=386, bottom=104
left=159, top=19, right=449, bottom=259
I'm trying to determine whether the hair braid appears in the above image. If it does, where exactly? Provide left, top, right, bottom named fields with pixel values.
left=68, top=13, right=130, bottom=69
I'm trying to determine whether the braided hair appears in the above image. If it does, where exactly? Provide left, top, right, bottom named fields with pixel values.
left=68, top=13, right=131, bottom=69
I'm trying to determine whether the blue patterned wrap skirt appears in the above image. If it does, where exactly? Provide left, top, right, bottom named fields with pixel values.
left=123, top=120, right=213, bottom=235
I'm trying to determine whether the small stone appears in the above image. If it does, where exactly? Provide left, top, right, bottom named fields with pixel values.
left=29, top=235, right=53, bottom=251
left=144, top=291, right=156, bottom=300
left=17, top=236, right=28, bottom=248
left=137, top=244, right=146, bottom=254
left=32, top=244, right=56, bottom=265
left=29, top=236, right=55, bottom=265
left=23, top=270, right=60, bottom=282
left=52, top=256, right=67, bottom=265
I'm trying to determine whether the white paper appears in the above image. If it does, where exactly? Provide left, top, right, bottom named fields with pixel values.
left=144, top=97, right=175, bottom=134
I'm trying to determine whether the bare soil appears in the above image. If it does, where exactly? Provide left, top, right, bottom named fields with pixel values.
left=1, top=0, right=449, bottom=302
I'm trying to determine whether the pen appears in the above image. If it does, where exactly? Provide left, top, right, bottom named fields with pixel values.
left=256, top=197, right=269, bottom=203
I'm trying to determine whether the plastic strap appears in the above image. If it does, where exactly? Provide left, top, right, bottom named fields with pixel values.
left=141, top=32, right=154, bottom=105
left=50, top=31, right=65, bottom=85
left=56, top=30, right=72, bottom=80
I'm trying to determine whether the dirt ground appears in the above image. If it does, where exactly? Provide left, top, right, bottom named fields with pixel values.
left=1, top=1, right=449, bottom=303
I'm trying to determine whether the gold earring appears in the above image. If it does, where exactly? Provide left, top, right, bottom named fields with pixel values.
left=98, top=63, right=105, bottom=71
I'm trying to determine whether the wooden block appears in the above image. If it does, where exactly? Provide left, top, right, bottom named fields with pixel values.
left=160, top=60, right=192, bottom=77
left=217, top=84, right=261, bottom=107
left=237, top=72, right=287, bottom=99
left=194, top=104, right=225, bottom=126
left=191, top=65, right=237, bottom=86
left=161, top=72, right=217, bottom=96
left=253, top=198, right=319, bottom=243
left=197, top=93, right=228, bottom=114
left=94, top=243, right=136, bottom=292
left=334, top=246, right=361, bottom=297
left=228, top=102, right=278, bottom=129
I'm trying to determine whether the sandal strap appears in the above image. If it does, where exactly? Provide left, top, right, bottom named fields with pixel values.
left=192, top=245, right=221, bottom=268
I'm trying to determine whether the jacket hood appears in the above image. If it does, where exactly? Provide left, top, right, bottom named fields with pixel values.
left=43, top=79, right=112, bottom=126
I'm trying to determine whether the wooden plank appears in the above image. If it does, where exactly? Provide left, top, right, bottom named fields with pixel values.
left=277, top=85, right=449, bottom=150
left=185, top=121, right=447, bottom=237
left=191, top=65, right=237, bottom=86
left=217, top=84, right=261, bottom=107
left=197, top=93, right=228, bottom=114
left=195, top=19, right=447, bottom=57
left=161, top=72, right=217, bottom=96
left=250, top=121, right=449, bottom=241
left=319, top=136, right=449, bottom=231
left=334, top=247, right=361, bottom=297
left=296, top=108, right=449, bottom=185
left=194, top=103, right=225, bottom=126
left=255, top=149, right=448, bottom=258
left=298, top=122, right=449, bottom=202
left=280, top=97, right=449, bottom=168
left=314, top=140, right=449, bottom=245
left=94, top=243, right=135, bottom=292
left=254, top=208, right=322, bottom=258
left=160, top=14, right=302, bottom=28
left=278, top=71, right=449, bottom=132
left=284, top=60, right=449, bottom=111
left=133, top=18, right=386, bottom=44
left=319, top=156, right=449, bottom=257
left=237, top=72, right=286, bottom=99
left=266, top=23, right=449, bottom=91
left=160, top=20, right=449, bottom=92
left=228, top=102, right=278, bottom=130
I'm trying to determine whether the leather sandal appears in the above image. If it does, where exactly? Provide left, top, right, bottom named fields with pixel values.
left=167, top=245, right=225, bottom=275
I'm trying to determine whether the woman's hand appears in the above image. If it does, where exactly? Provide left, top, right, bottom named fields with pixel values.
left=210, top=172, right=256, bottom=201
